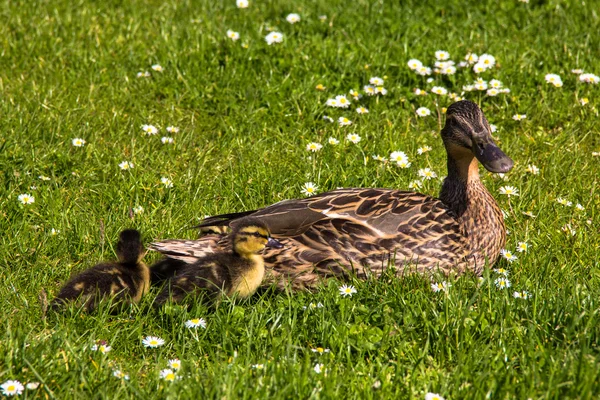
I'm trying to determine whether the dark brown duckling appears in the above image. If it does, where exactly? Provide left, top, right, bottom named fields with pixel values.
left=52, top=229, right=150, bottom=311
left=154, top=219, right=282, bottom=307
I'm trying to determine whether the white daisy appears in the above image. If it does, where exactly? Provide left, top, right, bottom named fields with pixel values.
left=1, top=380, right=24, bottom=396
left=301, top=182, right=318, bottom=197
left=142, top=336, right=165, bottom=348
left=435, top=50, right=450, bottom=61
left=236, top=0, right=249, bottom=8
left=133, top=206, right=144, bottom=214
left=431, top=86, right=447, bottom=95
left=185, top=318, right=207, bottom=329
left=369, top=76, right=384, bottom=85
left=516, top=242, right=528, bottom=252
left=72, top=138, right=86, bottom=147
left=356, top=107, right=369, bottom=114
left=328, top=137, right=340, bottom=145
left=430, top=281, right=450, bottom=293
left=363, top=85, right=376, bottom=95
left=161, top=177, right=173, bottom=188
left=286, top=13, right=301, bottom=24
left=313, top=363, right=324, bottom=373
left=142, top=124, right=158, bottom=135
left=311, top=347, right=331, bottom=355
left=416, top=107, right=431, bottom=117
left=500, top=249, right=518, bottom=263
left=161, top=137, right=174, bottom=144
left=339, top=284, right=357, bottom=297
left=265, top=32, right=283, bottom=45
left=389, top=151, right=408, bottom=164
left=168, top=359, right=182, bottom=370
left=526, top=164, right=539, bottom=175
left=151, top=64, right=163, bottom=72
left=306, top=142, right=323, bottom=152
left=465, top=53, right=479, bottom=64
left=226, top=30, right=240, bottom=41
left=113, top=370, right=130, bottom=380
left=512, top=114, right=527, bottom=121
left=494, top=277, right=512, bottom=289
left=335, top=95, right=351, bottom=108
left=166, top=126, right=179, bottom=133
left=17, top=194, right=35, bottom=205
left=418, top=168, right=437, bottom=180
left=407, top=59, right=423, bottom=70
left=346, top=133, right=361, bottom=143
left=498, top=186, right=519, bottom=197
left=160, top=369, right=176, bottom=381
left=425, top=392, right=445, bottom=400
left=417, top=145, right=432, bottom=155
left=338, top=117, right=352, bottom=127
left=544, top=73, right=563, bottom=87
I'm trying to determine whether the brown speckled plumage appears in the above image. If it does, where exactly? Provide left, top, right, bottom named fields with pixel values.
left=150, top=100, right=513, bottom=290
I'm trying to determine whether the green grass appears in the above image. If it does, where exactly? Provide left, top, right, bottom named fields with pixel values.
left=1, top=0, right=600, bottom=398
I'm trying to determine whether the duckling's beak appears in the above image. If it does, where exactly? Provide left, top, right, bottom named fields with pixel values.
left=472, top=139, right=514, bottom=173
left=266, top=237, right=283, bottom=249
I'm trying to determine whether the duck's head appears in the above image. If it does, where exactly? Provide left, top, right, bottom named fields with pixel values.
left=232, top=219, right=283, bottom=257
left=441, top=100, right=513, bottom=173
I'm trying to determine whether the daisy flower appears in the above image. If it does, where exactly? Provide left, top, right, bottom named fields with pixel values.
left=500, top=249, right=518, bottom=263
left=435, top=50, right=450, bottom=61
left=25, top=382, right=40, bottom=390
left=301, top=182, right=318, bottom=197
left=72, top=138, right=86, bottom=147
left=486, top=88, right=499, bottom=96
left=375, top=86, right=387, bottom=95
left=478, top=54, right=496, bottom=68
left=473, top=63, right=487, bottom=73
left=349, top=89, right=361, bottom=99
left=226, top=30, right=240, bottom=41
left=161, top=177, right=173, bottom=188
left=414, top=88, right=427, bottom=96
left=151, top=64, right=163, bottom=72
left=418, top=168, right=437, bottom=180
left=306, top=142, right=323, bottom=152
left=17, top=193, right=35, bottom=205
left=490, top=124, right=498, bottom=133
left=363, top=85, right=376, bottom=95
left=425, top=393, right=445, bottom=400
left=50, top=228, right=60, bottom=236
left=335, top=95, right=351, bottom=108
left=579, top=73, right=599, bottom=84
left=580, top=98, right=589, bottom=106
left=431, top=281, right=450, bottom=293
left=303, top=302, right=324, bottom=310
left=166, top=126, right=179, bottom=133
left=161, top=137, right=174, bottom=144
left=142, top=336, right=165, bottom=348
left=346, top=133, right=361, bottom=143
left=416, top=107, right=431, bottom=117
left=323, top=115, right=334, bottom=123
left=185, top=318, right=207, bottom=329
left=417, top=145, right=432, bottom=155
left=251, top=364, right=265, bottom=370
left=545, top=73, right=563, bottom=87
left=1, top=380, right=24, bottom=396
left=494, top=277, right=511, bottom=289
left=39, top=175, right=51, bottom=181
left=575, top=203, right=584, bottom=211
left=397, top=160, right=411, bottom=168
left=356, top=107, right=369, bottom=114
left=441, top=65, right=457, bottom=75
left=407, top=59, right=423, bottom=70
left=265, top=32, right=283, bottom=45
left=286, top=13, right=301, bottom=24
left=556, top=197, right=572, bottom=206
left=493, top=267, right=509, bottom=276
left=516, top=242, right=528, bottom=252
left=465, top=53, right=479, bottom=64
left=311, top=347, right=331, bottom=355
left=339, top=284, right=357, bottom=297
left=474, top=80, right=488, bottom=91
left=133, top=206, right=144, bottom=214
left=168, top=359, right=182, bottom=370
left=526, top=164, right=539, bottom=175
left=236, top=0, right=249, bottom=8
left=318, top=15, right=327, bottom=21
left=137, top=71, right=150, bottom=78
left=417, top=66, right=432, bottom=76
left=408, top=180, right=422, bottom=189
left=313, top=363, right=324, bottom=373
left=113, top=370, right=130, bottom=380
left=513, top=291, right=530, bottom=299
left=315, top=84, right=326, bottom=91
left=328, top=137, right=339, bottom=145
left=369, top=77, right=384, bottom=85
left=338, top=117, right=352, bottom=127
left=431, top=86, right=447, bottom=95
left=498, top=186, right=519, bottom=197
left=389, top=151, right=408, bottom=164
left=326, top=98, right=339, bottom=107
left=160, top=369, right=176, bottom=382
left=91, top=342, right=111, bottom=354
left=372, top=155, right=387, bottom=162
left=142, top=124, right=158, bottom=135
left=571, top=69, right=584, bottom=74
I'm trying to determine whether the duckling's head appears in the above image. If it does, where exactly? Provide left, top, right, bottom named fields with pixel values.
left=441, top=100, right=513, bottom=173
left=231, top=219, right=283, bottom=257
left=117, top=229, right=146, bottom=264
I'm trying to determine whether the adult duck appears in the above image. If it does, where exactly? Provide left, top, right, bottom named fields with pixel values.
left=150, top=100, right=513, bottom=290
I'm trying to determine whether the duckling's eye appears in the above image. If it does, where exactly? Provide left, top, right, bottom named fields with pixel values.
left=253, top=232, right=262, bottom=237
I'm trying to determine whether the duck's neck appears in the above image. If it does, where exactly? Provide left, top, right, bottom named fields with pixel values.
left=440, top=154, right=506, bottom=269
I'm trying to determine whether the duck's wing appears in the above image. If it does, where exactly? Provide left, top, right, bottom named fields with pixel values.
left=194, top=188, right=457, bottom=238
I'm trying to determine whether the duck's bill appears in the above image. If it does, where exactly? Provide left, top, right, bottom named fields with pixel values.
left=474, top=141, right=514, bottom=173
left=266, top=237, right=284, bottom=249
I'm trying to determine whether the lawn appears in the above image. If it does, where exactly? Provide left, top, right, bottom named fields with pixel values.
left=1, top=0, right=600, bottom=398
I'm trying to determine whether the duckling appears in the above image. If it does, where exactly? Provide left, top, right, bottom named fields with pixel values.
left=52, top=229, right=150, bottom=312
left=154, top=219, right=282, bottom=306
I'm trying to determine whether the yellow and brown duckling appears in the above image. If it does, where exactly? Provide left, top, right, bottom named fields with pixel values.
left=52, top=229, right=150, bottom=311
left=154, top=219, right=282, bottom=306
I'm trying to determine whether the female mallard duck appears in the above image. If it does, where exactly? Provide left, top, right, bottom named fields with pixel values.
left=52, top=229, right=150, bottom=311
left=153, top=220, right=282, bottom=306
left=150, top=100, right=513, bottom=290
